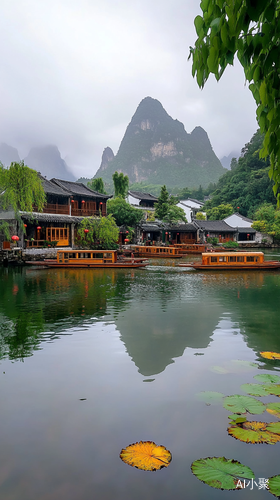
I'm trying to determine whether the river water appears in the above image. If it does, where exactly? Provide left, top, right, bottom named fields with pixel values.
left=1, top=252, right=280, bottom=500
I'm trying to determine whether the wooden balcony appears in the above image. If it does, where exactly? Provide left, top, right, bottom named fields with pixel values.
left=32, top=203, right=106, bottom=217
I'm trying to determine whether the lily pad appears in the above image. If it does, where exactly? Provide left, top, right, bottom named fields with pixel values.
left=223, top=395, right=265, bottom=414
left=119, top=441, right=172, bottom=471
left=228, top=414, right=247, bottom=424
left=228, top=421, right=280, bottom=444
left=191, top=456, right=255, bottom=490
left=254, top=374, right=280, bottom=384
left=260, top=351, right=280, bottom=361
left=196, top=391, right=225, bottom=404
left=266, top=403, right=280, bottom=419
left=268, top=474, right=280, bottom=498
left=260, top=384, right=280, bottom=396
left=240, top=383, right=271, bottom=397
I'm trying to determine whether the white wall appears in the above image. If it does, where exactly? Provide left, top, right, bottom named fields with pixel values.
left=127, top=194, right=140, bottom=206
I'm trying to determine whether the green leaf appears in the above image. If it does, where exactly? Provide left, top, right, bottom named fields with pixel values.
left=194, top=15, right=204, bottom=37
left=196, top=391, right=225, bottom=404
left=210, top=17, right=221, bottom=28
left=210, top=365, right=228, bottom=374
left=230, top=360, right=259, bottom=372
left=268, top=474, right=280, bottom=498
left=223, top=395, right=265, bottom=414
left=207, top=47, right=218, bottom=72
left=191, top=456, right=255, bottom=490
left=254, top=374, right=280, bottom=384
left=240, top=383, right=271, bottom=396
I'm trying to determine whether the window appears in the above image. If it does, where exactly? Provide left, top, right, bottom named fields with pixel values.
left=211, top=257, right=218, bottom=263
left=219, top=256, right=226, bottom=262
left=229, top=256, right=236, bottom=262
left=246, top=256, right=255, bottom=262
left=237, top=256, right=244, bottom=262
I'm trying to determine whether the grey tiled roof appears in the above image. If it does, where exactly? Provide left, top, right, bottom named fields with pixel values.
left=39, top=175, right=70, bottom=196
left=51, top=179, right=111, bottom=199
left=128, top=190, right=158, bottom=202
left=20, top=211, right=83, bottom=223
left=237, top=227, right=256, bottom=234
left=164, top=223, right=197, bottom=231
left=194, top=220, right=237, bottom=232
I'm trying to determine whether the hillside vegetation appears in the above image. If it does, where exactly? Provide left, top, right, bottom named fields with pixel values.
left=204, top=131, right=275, bottom=218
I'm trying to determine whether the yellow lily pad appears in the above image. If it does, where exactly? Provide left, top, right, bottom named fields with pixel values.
left=228, top=421, right=280, bottom=444
left=120, top=441, right=172, bottom=471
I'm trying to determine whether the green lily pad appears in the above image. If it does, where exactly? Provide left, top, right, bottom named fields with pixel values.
left=223, top=395, right=265, bottom=414
left=196, top=391, right=225, bottom=404
left=261, top=384, right=280, bottom=396
left=254, top=374, right=280, bottom=384
left=241, top=383, right=271, bottom=397
left=191, top=456, right=255, bottom=490
left=228, top=414, right=247, bottom=424
left=268, top=474, right=280, bottom=498
left=266, top=402, right=280, bottom=419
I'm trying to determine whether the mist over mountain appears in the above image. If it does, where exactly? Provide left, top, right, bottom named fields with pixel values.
left=220, top=150, right=240, bottom=170
left=94, top=97, right=226, bottom=189
left=24, top=145, right=76, bottom=181
left=0, top=143, right=21, bottom=166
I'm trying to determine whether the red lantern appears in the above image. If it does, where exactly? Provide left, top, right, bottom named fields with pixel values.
left=11, top=235, right=19, bottom=241
left=37, top=226, right=41, bottom=230
left=84, top=229, right=89, bottom=234
left=71, top=199, right=75, bottom=203
left=126, top=231, right=129, bottom=234
left=165, top=232, right=168, bottom=235
left=24, top=224, right=27, bottom=228
left=237, top=206, right=240, bottom=209
left=124, top=238, right=129, bottom=243
left=100, top=202, right=103, bottom=205
left=82, top=200, right=85, bottom=203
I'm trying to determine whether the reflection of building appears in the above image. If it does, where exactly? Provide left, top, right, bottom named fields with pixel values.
left=0, top=176, right=111, bottom=249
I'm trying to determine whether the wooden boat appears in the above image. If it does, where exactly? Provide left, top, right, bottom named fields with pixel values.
left=178, top=251, right=280, bottom=270
left=172, top=243, right=207, bottom=254
left=26, top=249, right=149, bottom=268
left=132, top=245, right=184, bottom=258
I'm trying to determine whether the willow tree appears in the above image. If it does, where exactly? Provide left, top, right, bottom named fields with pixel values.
left=0, top=161, right=46, bottom=212
left=112, top=171, right=129, bottom=198
left=189, top=0, right=280, bottom=198
left=87, top=177, right=107, bottom=194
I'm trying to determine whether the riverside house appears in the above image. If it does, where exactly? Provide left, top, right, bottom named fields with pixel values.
left=0, top=177, right=111, bottom=249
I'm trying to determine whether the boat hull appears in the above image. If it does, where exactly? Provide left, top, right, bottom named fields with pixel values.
left=25, top=261, right=149, bottom=268
left=179, top=261, right=280, bottom=270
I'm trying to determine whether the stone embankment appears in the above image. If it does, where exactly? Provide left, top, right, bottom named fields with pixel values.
left=0, top=247, right=71, bottom=266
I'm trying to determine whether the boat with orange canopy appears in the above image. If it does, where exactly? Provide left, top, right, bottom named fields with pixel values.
left=26, top=249, right=149, bottom=268
left=178, top=251, right=280, bottom=270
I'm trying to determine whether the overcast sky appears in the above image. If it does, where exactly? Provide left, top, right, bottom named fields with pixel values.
left=1, top=0, right=258, bottom=178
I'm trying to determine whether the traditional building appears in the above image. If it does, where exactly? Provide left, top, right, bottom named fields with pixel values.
left=193, top=220, right=237, bottom=243
left=0, top=177, right=111, bottom=249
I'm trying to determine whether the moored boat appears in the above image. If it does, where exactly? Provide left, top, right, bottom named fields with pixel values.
left=26, top=249, right=149, bottom=268
left=132, top=245, right=184, bottom=258
left=172, top=243, right=207, bottom=254
left=178, top=251, right=280, bottom=270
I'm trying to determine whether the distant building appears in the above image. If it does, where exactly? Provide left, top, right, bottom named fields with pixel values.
left=127, top=191, right=158, bottom=209
left=193, top=220, right=237, bottom=243
left=223, top=213, right=272, bottom=244
left=176, top=198, right=206, bottom=222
